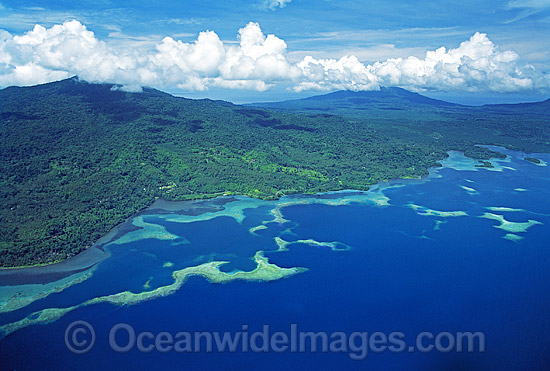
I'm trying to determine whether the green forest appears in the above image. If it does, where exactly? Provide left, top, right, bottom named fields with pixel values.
left=1, top=78, right=549, bottom=267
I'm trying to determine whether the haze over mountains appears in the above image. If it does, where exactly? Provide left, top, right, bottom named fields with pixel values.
left=1, top=77, right=549, bottom=267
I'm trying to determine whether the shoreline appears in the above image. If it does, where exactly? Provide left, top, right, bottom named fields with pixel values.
left=0, top=229, right=114, bottom=285
left=0, top=196, right=252, bottom=282
left=0, top=145, right=525, bottom=279
left=0, top=145, right=544, bottom=317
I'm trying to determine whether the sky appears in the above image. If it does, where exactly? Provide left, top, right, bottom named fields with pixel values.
left=0, top=0, right=549, bottom=104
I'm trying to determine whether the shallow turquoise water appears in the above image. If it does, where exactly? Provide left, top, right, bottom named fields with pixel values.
left=1, top=148, right=549, bottom=370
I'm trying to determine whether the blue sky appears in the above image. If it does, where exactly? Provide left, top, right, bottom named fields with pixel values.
left=1, top=0, right=549, bottom=104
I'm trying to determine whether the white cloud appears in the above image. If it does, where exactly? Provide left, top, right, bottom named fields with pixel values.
left=366, top=32, right=540, bottom=92
left=295, top=55, right=378, bottom=91
left=261, top=0, right=292, bottom=11
left=0, top=20, right=548, bottom=93
left=0, top=21, right=143, bottom=89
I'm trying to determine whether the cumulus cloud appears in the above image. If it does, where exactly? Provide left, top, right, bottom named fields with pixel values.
left=367, top=32, right=539, bottom=92
left=0, top=20, right=548, bottom=93
left=0, top=21, right=145, bottom=89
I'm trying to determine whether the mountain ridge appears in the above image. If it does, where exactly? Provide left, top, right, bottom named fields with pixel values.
left=248, top=86, right=550, bottom=113
left=5, top=78, right=548, bottom=111
left=272, top=87, right=463, bottom=107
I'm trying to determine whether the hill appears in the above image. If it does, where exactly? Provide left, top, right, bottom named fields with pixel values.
left=250, top=87, right=550, bottom=118
left=251, top=88, right=550, bottom=154
left=0, top=78, right=450, bottom=267
left=251, top=87, right=462, bottom=112
left=483, top=98, right=550, bottom=115
left=1, top=78, right=549, bottom=267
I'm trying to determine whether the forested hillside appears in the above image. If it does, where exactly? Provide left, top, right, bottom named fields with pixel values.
left=1, top=78, right=548, bottom=267
left=251, top=88, right=550, bottom=155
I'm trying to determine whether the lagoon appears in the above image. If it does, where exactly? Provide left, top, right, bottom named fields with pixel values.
left=1, top=147, right=549, bottom=370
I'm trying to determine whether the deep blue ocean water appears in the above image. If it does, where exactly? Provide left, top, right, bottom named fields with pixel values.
left=1, top=148, right=549, bottom=370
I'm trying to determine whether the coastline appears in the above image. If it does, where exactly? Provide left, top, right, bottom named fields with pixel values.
left=0, top=145, right=545, bottom=324
left=0, top=233, right=111, bottom=285
left=0, top=145, right=521, bottom=281
left=0, top=197, right=252, bottom=282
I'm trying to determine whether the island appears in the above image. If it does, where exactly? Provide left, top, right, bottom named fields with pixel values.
left=1, top=77, right=549, bottom=268
left=525, top=157, right=541, bottom=164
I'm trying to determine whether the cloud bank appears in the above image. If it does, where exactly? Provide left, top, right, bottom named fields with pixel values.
left=0, top=20, right=548, bottom=93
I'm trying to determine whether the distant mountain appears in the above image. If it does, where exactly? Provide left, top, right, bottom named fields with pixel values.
left=249, top=87, right=464, bottom=113
left=250, top=87, right=550, bottom=119
left=483, top=98, right=550, bottom=115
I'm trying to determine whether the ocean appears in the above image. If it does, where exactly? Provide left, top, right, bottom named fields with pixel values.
left=1, top=147, right=549, bottom=370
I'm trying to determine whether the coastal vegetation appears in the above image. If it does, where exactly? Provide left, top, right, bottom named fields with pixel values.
left=1, top=78, right=549, bottom=267
left=525, top=157, right=541, bottom=164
